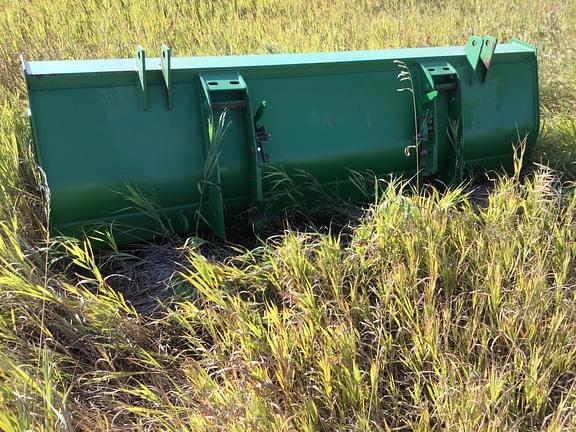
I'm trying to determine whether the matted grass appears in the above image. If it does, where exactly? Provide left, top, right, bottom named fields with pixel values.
left=1, top=0, right=576, bottom=430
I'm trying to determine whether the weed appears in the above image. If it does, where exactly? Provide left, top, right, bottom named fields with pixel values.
left=0, top=0, right=576, bottom=430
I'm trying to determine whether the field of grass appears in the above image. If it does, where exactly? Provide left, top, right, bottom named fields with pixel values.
left=1, top=0, right=576, bottom=430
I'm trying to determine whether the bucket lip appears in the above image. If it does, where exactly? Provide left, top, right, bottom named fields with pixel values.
left=23, top=41, right=535, bottom=77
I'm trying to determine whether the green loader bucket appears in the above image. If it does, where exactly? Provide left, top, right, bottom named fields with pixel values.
left=23, top=36, right=539, bottom=244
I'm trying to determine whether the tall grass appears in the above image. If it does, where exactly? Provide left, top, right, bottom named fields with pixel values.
left=1, top=0, right=576, bottom=430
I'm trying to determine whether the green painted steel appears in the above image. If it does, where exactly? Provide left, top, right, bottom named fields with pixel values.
left=23, top=36, right=539, bottom=244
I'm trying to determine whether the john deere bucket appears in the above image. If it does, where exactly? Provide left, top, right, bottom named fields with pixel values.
left=23, top=36, right=539, bottom=244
